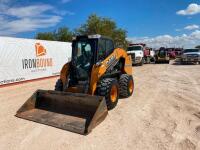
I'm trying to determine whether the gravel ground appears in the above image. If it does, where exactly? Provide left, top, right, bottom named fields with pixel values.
left=0, top=61, right=200, bottom=150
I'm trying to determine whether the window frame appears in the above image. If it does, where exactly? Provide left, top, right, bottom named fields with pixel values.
left=97, top=38, right=115, bottom=62
left=106, top=39, right=114, bottom=56
left=97, top=38, right=107, bottom=61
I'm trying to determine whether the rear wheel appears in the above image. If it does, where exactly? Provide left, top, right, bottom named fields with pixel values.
left=119, top=74, right=134, bottom=98
left=55, top=79, right=63, bottom=91
left=97, top=78, right=119, bottom=110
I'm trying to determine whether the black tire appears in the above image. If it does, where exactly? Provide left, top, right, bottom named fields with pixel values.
left=55, top=79, right=63, bottom=91
left=97, top=78, right=119, bottom=110
left=150, top=57, right=155, bottom=63
left=139, top=59, right=144, bottom=66
left=156, top=61, right=160, bottom=64
left=181, top=61, right=186, bottom=65
left=119, top=74, right=134, bottom=98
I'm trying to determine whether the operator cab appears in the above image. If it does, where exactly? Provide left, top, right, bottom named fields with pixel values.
left=69, top=35, right=115, bottom=92
left=157, top=47, right=168, bottom=58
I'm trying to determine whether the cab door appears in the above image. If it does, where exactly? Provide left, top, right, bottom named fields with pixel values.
left=98, top=38, right=114, bottom=61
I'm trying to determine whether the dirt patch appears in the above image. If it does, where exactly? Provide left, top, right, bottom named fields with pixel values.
left=179, top=138, right=196, bottom=150
left=0, top=62, right=200, bottom=150
left=194, top=112, right=200, bottom=119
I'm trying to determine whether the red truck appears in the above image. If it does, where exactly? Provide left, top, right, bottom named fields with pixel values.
left=166, top=48, right=183, bottom=59
left=166, top=48, right=176, bottom=59
left=143, top=47, right=155, bottom=64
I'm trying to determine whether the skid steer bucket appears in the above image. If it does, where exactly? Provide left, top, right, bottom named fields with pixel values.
left=16, top=90, right=108, bottom=135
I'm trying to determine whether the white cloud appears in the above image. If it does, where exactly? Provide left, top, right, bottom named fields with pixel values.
left=175, top=29, right=181, bottom=32
left=191, top=30, right=200, bottom=39
left=53, top=10, right=75, bottom=16
left=0, top=1, right=75, bottom=36
left=0, top=3, right=63, bottom=35
left=0, top=16, right=62, bottom=35
left=4, top=5, right=54, bottom=18
left=184, top=24, right=199, bottom=30
left=128, top=30, right=200, bottom=49
left=0, top=0, right=10, bottom=3
left=61, top=0, right=71, bottom=3
left=177, top=3, right=200, bottom=16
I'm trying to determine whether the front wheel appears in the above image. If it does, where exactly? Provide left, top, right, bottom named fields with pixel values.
left=119, top=74, right=134, bottom=98
left=181, top=61, right=186, bottom=65
left=97, top=78, right=119, bottom=110
left=55, top=79, right=63, bottom=91
left=139, top=59, right=144, bottom=66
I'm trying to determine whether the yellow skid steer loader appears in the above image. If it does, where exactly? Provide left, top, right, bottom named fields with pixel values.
left=16, top=35, right=134, bottom=135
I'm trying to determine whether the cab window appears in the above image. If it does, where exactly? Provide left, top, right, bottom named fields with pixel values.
left=106, top=40, right=114, bottom=55
left=73, top=40, right=94, bottom=67
left=98, top=39, right=106, bottom=61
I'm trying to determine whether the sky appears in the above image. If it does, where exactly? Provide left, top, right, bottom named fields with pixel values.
left=0, top=0, right=200, bottom=48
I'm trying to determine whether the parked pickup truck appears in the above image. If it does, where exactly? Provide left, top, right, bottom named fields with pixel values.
left=181, top=49, right=200, bottom=64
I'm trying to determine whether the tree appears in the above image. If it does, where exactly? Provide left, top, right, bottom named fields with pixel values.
left=195, top=45, right=200, bottom=49
left=36, top=32, right=55, bottom=41
left=75, top=14, right=128, bottom=48
left=35, top=14, right=128, bottom=48
left=55, top=27, right=73, bottom=42
left=35, top=27, right=73, bottom=42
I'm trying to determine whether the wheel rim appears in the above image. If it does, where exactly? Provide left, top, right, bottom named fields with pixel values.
left=128, top=80, right=134, bottom=94
left=110, top=85, right=118, bottom=102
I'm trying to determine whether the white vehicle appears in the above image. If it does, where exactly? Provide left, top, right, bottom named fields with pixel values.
left=150, top=49, right=155, bottom=60
left=181, top=49, right=200, bottom=64
left=127, top=44, right=144, bottom=66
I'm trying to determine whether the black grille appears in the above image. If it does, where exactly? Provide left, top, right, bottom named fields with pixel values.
left=187, top=54, right=198, bottom=58
left=130, top=53, right=135, bottom=60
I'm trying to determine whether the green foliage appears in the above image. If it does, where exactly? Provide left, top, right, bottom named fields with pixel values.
left=35, top=27, right=73, bottom=42
left=76, top=14, right=128, bottom=48
left=36, top=32, right=55, bottom=41
left=195, top=45, right=200, bottom=49
left=35, top=14, right=128, bottom=48
left=55, top=27, right=73, bottom=42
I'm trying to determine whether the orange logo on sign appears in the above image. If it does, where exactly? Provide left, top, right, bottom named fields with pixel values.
left=35, top=43, right=46, bottom=57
